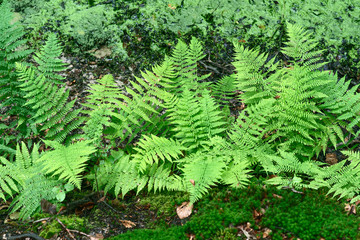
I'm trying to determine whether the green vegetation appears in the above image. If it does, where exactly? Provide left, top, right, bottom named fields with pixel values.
left=109, top=182, right=360, bottom=239
left=0, top=0, right=360, bottom=238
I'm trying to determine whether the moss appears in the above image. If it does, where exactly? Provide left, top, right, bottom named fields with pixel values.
left=110, top=179, right=360, bottom=240
left=108, top=226, right=186, bottom=240
left=138, top=191, right=189, bottom=217
left=261, top=188, right=360, bottom=240
left=38, top=215, right=88, bottom=239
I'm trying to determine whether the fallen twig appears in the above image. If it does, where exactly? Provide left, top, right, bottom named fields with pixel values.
left=56, top=217, right=76, bottom=240
left=7, top=232, right=45, bottom=240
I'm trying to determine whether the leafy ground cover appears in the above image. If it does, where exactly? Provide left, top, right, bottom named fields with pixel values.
left=1, top=1, right=360, bottom=239
left=1, top=177, right=359, bottom=239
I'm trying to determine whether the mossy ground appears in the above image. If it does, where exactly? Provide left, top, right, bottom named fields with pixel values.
left=1, top=178, right=359, bottom=239
left=109, top=178, right=360, bottom=240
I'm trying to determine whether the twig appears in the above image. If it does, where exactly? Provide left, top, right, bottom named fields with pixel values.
left=56, top=217, right=76, bottom=240
left=7, top=233, right=45, bottom=240
left=282, top=186, right=304, bottom=194
left=199, top=60, right=220, bottom=74
left=69, top=229, right=92, bottom=238
left=32, top=217, right=52, bottom=223
left=100, top=199, right=120, bottom=213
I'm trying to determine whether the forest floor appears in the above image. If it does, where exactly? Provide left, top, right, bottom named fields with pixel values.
left=1, top=53, right=360, bottom=240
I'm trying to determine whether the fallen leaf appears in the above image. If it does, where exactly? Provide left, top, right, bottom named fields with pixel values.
left=272, top=193, right=283, bottom=199
left=9, top=212, right=20, bottom=220
left=345, top=203, right=357, bottom=215
left=90, top=233, right=104, bottom=240
left=176, top=202, right=193, bottom=219
left=263, top=228, right=272, bottom=238
left=120, top=219, right=136, bottom=228
left=326, top=153, right=338, bottom=165
left=41, top=199, right=57, bottom=215
left=0, top=204, right=9, bottom=210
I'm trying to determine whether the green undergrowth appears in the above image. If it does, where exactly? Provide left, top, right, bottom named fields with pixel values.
left=110, top=179, right=360, bottom=240
left=30, top=214, right=88, bottom=239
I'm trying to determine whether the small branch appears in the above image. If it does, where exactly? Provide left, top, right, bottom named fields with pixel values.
left=69, top=229, right=92, bottom=238
left=199, top=60, right=220, bottom=74
left=7, top=233, right=45, bottom=240
left=56, top=218, right=76, bottom=240
left=32, top=217, right=52, bottom=223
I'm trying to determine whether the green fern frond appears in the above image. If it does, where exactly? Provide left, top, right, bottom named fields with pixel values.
left=229, top=99, right=275, bottom=149
left=10, top=173, right=60, bottom=220
left=314, top=151, right=360, bottom=203
left=182, top=151, right=226, bottom=203
left=0, top=1, right=32, bottom=118
left=282, top=21, right=325, bottom=71
left=133, top=135, right=185, bottom=172
left=264, top=150, right=323, bottom=190
left=211, top=75, right=236, bottom=105
left=16, top=63, right=83, bottom=143
left=233, top=43, right=278, bottom=104
left=169, top=88, right=226, bottom=150
left=169, top=37, right=210, bottom=93
left=82, top=74, right=123, bottom=145
left=39, top=140, right=96, bottom=189
left=33, top=33, right=67, bottom=85
left=93, top=152, right=183, bottom=197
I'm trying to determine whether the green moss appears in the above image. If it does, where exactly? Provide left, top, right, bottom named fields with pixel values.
left=261, top=188, right=360, bottom=240
left=38, top=215, right=87, bottom=239
left=139, top=191, right=189, bottom=217
left=108, top=226, right=186, bottom=240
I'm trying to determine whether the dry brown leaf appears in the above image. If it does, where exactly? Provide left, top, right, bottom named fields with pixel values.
left=325, top=153, right=338, bottom=165
left=345, top=203, right=357, bottom=215
left=188, top=234, right=195, bottom=240
left=0, top=204, right=9, bottom=210
left=262, top=228, right=272, bottom=238
left=90, top=233, right=104, bottom=240
left=41, top=199, right=57, bottom=215
left=272, top=193, right=283, bottom=199
left=176, top=202, right=193, bottom=219
left=120, top=219, right=136, bottom=228
left=253, top=209, right=261, bottom=218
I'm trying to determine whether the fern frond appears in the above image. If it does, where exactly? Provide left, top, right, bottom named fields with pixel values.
left=315, top=151, right=360, bottom=203
left=133, top=135, right=185, bottom=172
left=211, top=75, right=236, bottom=105
left=16, top=63, right=83, bottom=143
left=39, top=140, right=96, bottom=189
left=264, top=150, right=323, bottom=190
left=169, top=88, right=226, bottom=150
left=233, top=43, right=278, bottom=104
left=282, top=21, right=325, bottom=70
left=182, top=151, right=226, bottom=203
left=33, top=33, right=67, bottom=85
left=0, top=1, right=32, bottom=118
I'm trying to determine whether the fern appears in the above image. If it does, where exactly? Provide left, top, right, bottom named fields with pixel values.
left=93, top=151, right=183, bottom=197
left=211, top=75, right=237, bottom=105
left=16, top=62, right=84, bottom=143
left=82, top=74, right=123, bottom=146
left=0, top=142, right=62, bottom=219
left=181, top=150, right=226, bottom=203
left=233, top=22, right=360, bottom=158
left=0, top=0, right=33, bottom=137
left=263, top=150, right=324, bottom=190
left=133, top=134, right=185, bottom=172
left=168, top=37, right=211, bottom=93
left=314, top=151, right=360, bottom=203
left=169, top=88, right=227, bottom=150
left=39, top=140, right=96, bottom=189
left=33, top=33, right=67, bottom=85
